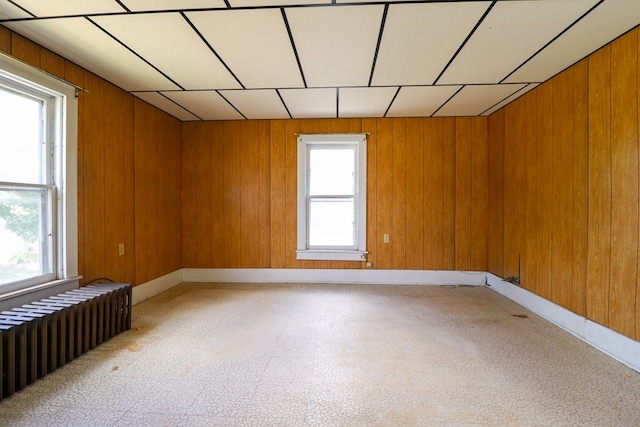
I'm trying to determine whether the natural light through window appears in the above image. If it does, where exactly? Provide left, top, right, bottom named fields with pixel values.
left=297, top=134, right=367, bottom=261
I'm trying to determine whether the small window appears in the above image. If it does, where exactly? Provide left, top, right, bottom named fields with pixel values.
left=0, top=54, right=78, bottom=296
left=297, top=134, right=367, bottom=261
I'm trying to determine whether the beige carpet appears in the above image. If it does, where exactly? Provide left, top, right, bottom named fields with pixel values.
left=1, top=282, right=639, bottom=426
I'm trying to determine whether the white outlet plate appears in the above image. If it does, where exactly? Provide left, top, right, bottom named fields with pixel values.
left=383, top=234, right=390, bottom=243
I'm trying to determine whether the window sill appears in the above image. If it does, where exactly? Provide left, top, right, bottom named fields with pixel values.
left=296, top=250, right=367, bottom=261
left=0, top=276, right=82, bottom=311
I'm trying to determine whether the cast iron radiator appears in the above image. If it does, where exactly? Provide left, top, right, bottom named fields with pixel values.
left=0, top=282, right=132, bottom=400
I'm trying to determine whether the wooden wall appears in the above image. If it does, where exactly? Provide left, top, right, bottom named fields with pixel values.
left=182, top=117, right=488, bottom=271
left=488, top=27, right=640, bottom=341
left=0, top=26, right=182, bottom=286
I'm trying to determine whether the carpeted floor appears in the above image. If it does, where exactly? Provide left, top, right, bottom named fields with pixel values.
left=1, top=282, right=639, bottom=426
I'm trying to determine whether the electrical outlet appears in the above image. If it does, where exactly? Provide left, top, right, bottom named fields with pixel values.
left=366, top=262, right=372, bottom=268
left=383, top=234, right=390, bottom=243
left=118, top=243, right=125, bottom=256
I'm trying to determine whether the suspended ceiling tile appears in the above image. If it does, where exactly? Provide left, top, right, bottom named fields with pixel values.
left=286, top=5, right=384, bottom=87
left=121, top=0, right=227, bottom=12
left=219, top=89, right=290, bottom=119
left=386, top=86, right=461, bottom=118
left=339, top=87, right=397, bottom=118
left=229, top=0, right=329, bottom=6
left=186, top=9, right=304, bottom=89
left=279, top=88, right=336, bottom=119
left=482, top=83, right=540, bottom=116
left=439, top=0, right=600, bottom=85
left=163, top=91, right=243, bottom=120
left=132, top=92, right=200, bottom=121
left=10, top=0, right=125, bottom=17
left=93, top=13, right=240, bottom=90
left=0, top=2, right=33, bottom=19
left=372, top=2, right=489, bottom=86
left=434, top=84, right=526, bottom=117
left=504, top=0, right=640, bottom=83
left=2, top=18, right=180, bottom=91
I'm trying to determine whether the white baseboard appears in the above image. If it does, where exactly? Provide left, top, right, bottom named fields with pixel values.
left=181, top=268, right=487, bottom=286
left=487, top=273, right=640, bottom=373
left=132, top=270, right=183, bottom=305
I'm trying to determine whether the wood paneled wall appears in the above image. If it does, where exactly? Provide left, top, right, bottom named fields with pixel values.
left=182, top=117, right=488, bottom=271
left=0, top=26, right=182, bottom=286
left=488, top=27, right=640, bottom=341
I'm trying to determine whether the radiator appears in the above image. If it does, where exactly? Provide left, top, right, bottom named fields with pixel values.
left=0, top=282, right=131, bottom=400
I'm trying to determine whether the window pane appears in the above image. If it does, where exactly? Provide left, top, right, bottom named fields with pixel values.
left=308, top=198, right=354, bottom=247
left=0, top=188, right=50, bottom=286
left=309, top=147, right=355, bottom=196
left=0, top=86, right=45, bottom=184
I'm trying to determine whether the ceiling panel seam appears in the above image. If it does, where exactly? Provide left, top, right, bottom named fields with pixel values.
left=7, top=0, right=34, bottom=17
left=86, top=17, right=185, bottom=90
left=114, top=1, right=131, bottom=14
left=431, top=85, right=464, bottom=117
left=368, top=3, right=388, bottom=87
left=216, top=90, right=248, bottom=120
left=180, top=11, right=246, bottom=89
left=479, top=84, right=528, bottom=116
left=432, top=0, right=496, bottom=85
left=275, top=88, right=293, bottom=119
left=281, top=8, right=308, bottom=88
left=383, top=86, right=401, bottom=117
left=499, top=0, right=606, bottom=84
left=158, top=91, right=204, bottom=121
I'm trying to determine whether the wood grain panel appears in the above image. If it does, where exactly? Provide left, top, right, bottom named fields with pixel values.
left=181, top=123, right=198, bottom=267
left=572, top=58, right=589, bottom=317
left=196, top=122, right=214, bottom=268
left=392, top=119, right=407, bottom=269
left=0, top=25, right=10, bottom=53
left=134, top=99, right=150, bottom=284
left=442, top=118, right=456, bottom=269
left=502, top=104, right=517, bottom=279
left=270, top=120, right=286, bottom=268
left=609, top=31, right=638, bottom=338
left=223, top=121, right=242, bottom=268
left=423, top=119, right=444, bottom=269
left=10, top=34, right=39, bottom=67
left=284, top=120, right=300, bottom=269
left=40, top=49, right=64, bottom=78
left=587, top=45, right=612, bottom=326
left=521, top=92, right=537, bottom=291
left=210, top=122, right=226, bottom=268
left=454, top=118, right=471, bottom=270
left=239, top=121, right=259, bottom=268
left=376, top=118, right=393, bottom=269
left=82, top=72, right=106, bottom=284
left=536, top=82, right=553, bottom=300
left=405, top=119, right=424, bottom=269
left=470, top=118, right=488, bottom=271
left=122, top=94, right=135, bottom=286
left=487, top=110, right=505, bottom=277
left=551, top=69, right=574, bottom=309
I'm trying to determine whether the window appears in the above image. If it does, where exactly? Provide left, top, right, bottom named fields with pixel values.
left=0, top=53, right=78, bottom=297
left=297, top=133, right=367, bottom=261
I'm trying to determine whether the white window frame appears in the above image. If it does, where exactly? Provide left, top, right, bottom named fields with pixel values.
left=0, top=53, right=78, bottom=298
left=297, top=133, right=367, bottom=261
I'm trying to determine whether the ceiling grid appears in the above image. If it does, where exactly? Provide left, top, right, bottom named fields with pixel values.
left=0, top=0, right=638, bottom=120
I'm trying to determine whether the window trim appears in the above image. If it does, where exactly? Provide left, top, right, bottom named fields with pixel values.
left=296, top=133, right=367, bottom=261
left=0, top=53, right=78, bottom=296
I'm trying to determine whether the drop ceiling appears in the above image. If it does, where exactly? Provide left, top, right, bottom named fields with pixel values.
left=1, top=0, right=639, bottom=121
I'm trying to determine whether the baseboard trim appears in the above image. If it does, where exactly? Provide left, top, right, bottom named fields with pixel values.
left=487, top=273, right=640, bottom=373
left=132, top=270, right=183, bottom=305
left=181, top=268, right=487, bottom=286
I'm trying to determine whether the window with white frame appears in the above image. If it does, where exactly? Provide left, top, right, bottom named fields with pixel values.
left=297, top=134, right=367, bottom=261
left=0, top=54, right=78, bottom=297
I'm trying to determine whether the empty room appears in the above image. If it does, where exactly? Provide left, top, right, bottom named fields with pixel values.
left=1, top=0, right=640, bottom=425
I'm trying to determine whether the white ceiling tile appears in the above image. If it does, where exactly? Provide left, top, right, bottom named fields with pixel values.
left=439, top=0, right=600, bottom=85
left=2, top=18, right=180, bottom=91
left=132, top=92, right=200, bottom=121
left=121, top=0, right=226, bottom=12
left=372, top=2, right=490, bottom=86
left=483, top=84, right=540, bottom=116
left=386, top=86, right=461, bottom=118
left=163, top=91, right=244, bottom=120
left=0, top=2, right=33, bottom=19
left=339, top=87, right=397, bottom=118
left=286, top=5, right=384, bottom=87
left=10, top=0, right=125, bottom=17
left=229, top=0, right=329, bottom=6
left=279, top=88, right=336, bottom=118
left=93, top=13, right=240, bottom=90
left=504, top=0, right=640, bottom=83
left=186, top=9, right=304, bottom=89
left=434, top=84, right=526, bottom=117
left=219, top=89, right=290, bottom=119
